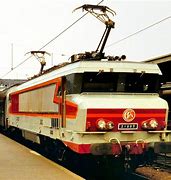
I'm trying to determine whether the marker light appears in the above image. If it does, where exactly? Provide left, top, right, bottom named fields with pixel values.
left=107, top=121, right=114, bottom=130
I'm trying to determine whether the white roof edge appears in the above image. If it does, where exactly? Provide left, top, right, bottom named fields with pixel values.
left=14, top=61, right=162, bottom=91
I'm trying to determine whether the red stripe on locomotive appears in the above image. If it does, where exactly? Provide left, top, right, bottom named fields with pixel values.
left=86, top=108, right=166, bottom=131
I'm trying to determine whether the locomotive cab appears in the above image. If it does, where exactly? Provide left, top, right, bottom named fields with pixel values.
left=65, top=67, right=166, bottom=134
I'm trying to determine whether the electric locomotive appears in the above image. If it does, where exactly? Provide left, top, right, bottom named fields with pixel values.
left=0, top=4, right=171, bottom=172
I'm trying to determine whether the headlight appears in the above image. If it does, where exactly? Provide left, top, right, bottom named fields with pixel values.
left=149, top=119, right=158, bottom=129
left=141, top=118, right=158, bottom=130
left=96, top=119, right=106, bottom=130
left=96, top=119, right=114, bottom=131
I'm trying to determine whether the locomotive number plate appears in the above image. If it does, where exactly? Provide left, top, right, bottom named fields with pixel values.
left=118, top=123, right=138, bottom=130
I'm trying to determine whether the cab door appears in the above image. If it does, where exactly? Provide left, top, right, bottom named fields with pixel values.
left=53, top=76, right=66, bottom=128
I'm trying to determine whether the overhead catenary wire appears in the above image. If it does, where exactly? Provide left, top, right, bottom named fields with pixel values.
left=0, top=14, right=89, bottom=78
left=0, top=0, right=104, bottom=79
left=105, top=16, right=171, bottom=48
left=39, top=0, right=104, bottom=51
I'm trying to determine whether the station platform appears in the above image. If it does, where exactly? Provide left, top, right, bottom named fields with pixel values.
left=0, top=133, right=84, bottom=180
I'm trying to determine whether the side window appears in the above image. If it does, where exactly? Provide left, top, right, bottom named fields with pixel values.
left=53, top=81, right=62, bottom=104
left=66, top=73, right=83, bottom=94
left=58, top=86, right=62, bottom=96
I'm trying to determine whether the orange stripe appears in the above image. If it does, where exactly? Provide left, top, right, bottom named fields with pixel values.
left=63, top=141, right=90, bottom=154
left=87, top=113, right=165, bottom=118
left=9, top=112, right=60, bottom=118
left=66, top=101, right=78, bottom=108
left=66, top=115, right=77, bottom=119
left=9, top=112, right=76, bottom=119
left=10, top=77, right=61, bottom=95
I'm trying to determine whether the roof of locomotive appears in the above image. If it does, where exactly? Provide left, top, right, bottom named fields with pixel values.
left=39, top=60, right=162, bottom=76
left=10, top=60, right=162, bottom=91
left=41, top=60, right=162, bottom=75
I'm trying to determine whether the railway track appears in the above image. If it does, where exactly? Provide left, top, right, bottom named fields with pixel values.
left=153, top=153, right=171, bottom=171
left=124, top=172, right=149, bottom=180
left=135, top=153, right=171, bottom=180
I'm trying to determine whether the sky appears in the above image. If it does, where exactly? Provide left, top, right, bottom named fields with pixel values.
left=0, top=0, right=171, bottom=79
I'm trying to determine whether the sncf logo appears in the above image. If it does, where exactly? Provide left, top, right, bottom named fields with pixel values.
left=123, top=109, right=136, bottom=122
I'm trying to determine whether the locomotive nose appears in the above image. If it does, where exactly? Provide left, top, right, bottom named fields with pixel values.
left=78, top=94, right=168, bottom=132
